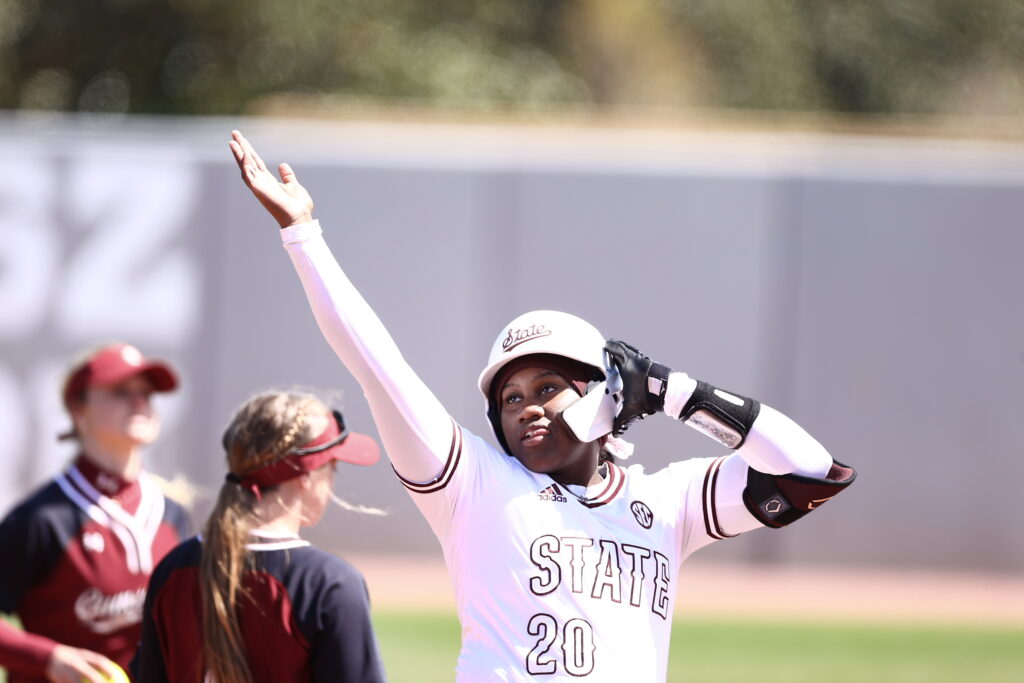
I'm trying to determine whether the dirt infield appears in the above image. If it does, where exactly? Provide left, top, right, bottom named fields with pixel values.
left=348, top=554, right=1024, bottom=626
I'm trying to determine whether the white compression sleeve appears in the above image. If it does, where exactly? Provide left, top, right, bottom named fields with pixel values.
left=663, top=372, right=832, bottom=478
left=281, top=221, right=455, bottom=483
left=736, top=404, right=832, bottom=478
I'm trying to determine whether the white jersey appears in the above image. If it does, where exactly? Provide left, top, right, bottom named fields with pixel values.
left=402, top=424, right=734, bottom=681
left=279, top=220, right=832, bottom=682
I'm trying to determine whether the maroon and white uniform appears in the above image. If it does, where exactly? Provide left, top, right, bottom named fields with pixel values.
left=0, top=456, right=191, bottom=682
left=133, top=533, right=386, bottom=683
left=280, top=220, right=836, bottom=681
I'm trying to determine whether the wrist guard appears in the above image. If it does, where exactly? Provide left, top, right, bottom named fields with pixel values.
left=604, top=339, right=672, bottom=434
left=679, top=381, right=760, bottom=449
left=744, top=460, right=857, bottom=528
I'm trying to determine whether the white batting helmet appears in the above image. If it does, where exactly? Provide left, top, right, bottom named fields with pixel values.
left=478, top=310, right=622, bottom=453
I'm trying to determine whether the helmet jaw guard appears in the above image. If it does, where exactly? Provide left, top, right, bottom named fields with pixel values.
left=560, top=372, right=622, bottom=443
left=478, top=310, right=622, bottom=453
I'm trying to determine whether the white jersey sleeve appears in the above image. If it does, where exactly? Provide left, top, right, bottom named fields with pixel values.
left=663, top=371, right=835, bottom=538
left=280, top=221, right=468, bottom=529
left=680, top=453, right=762, bottom=547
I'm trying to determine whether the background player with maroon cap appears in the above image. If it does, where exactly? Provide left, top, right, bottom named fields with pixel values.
left=0, top=344, right=192, bottom=682
left=133, top=390, right=386, bottom=683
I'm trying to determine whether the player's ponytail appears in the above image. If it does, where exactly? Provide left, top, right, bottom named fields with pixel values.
left=200, top=391, right=320, bottom=683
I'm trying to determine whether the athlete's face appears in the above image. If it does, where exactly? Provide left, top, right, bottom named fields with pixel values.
left=298, top=410, right=336, bottom=527
left=498, top=366, right=600, bottom=487
left=301, top=461, right=337, bottom=527
left=74, top=375, right=160, bottom=450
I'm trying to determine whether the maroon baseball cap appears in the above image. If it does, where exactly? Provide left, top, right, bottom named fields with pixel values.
left=62, top=343, right=179, bottom=409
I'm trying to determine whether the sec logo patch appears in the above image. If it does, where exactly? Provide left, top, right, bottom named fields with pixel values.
left=630, top=500, right=653, bottom=529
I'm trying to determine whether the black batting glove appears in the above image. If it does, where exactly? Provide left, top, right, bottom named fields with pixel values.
left=604, top=339, right=672, bottom=434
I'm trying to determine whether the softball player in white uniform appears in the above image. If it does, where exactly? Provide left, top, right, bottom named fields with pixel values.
left=229, top=131, right=856, bottom=682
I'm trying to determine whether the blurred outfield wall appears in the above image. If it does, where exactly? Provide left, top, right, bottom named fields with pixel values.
left=1, top=113, right=1021, bottom=573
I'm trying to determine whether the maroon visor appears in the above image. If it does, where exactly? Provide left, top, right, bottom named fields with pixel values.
left=230, top=411, right=380, bottom=499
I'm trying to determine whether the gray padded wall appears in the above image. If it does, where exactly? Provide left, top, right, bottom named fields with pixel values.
left=1, top=116, right=1021, bottom=571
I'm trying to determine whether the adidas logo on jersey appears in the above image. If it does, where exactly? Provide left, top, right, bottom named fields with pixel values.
left=538, top=485, right=567, bottom=503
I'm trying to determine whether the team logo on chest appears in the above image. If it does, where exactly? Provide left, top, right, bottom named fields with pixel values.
left=82, top=531, right=106, bottom=553
left=538, top=484, right=568, bottom=503
left=57, top=465, right=165, bottom=574
left=74, top=587, right=146, bottom=634
left=630, top=500, right=654, bottom=529
left=95, top=472, right=120, bottom=494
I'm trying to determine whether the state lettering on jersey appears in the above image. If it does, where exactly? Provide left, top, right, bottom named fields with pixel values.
left=74, top=587, right=146, bottom=634
left=528, top=534, right=672, bottom=620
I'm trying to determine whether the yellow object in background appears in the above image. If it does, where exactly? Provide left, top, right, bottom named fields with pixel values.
left=81, top=662, right=130, bottom=683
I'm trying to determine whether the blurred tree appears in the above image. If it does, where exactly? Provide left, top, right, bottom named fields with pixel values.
left=663, top=0, right=1024, bottom=116
left=0, top=0, right=1022, bottom=118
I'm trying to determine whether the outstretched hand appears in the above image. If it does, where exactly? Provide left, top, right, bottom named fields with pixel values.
left=229, top=130, right=314, bottom=229
left=45, top=644, right=126, bottom=683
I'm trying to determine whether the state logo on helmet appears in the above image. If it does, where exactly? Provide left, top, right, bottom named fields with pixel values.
left=478, top=310, right=622, bottom=454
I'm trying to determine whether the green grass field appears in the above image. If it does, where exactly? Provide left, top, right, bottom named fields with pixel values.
left=3, top=611, right=1021, bottom=682
left=372, top=610, right=1024, bottom=683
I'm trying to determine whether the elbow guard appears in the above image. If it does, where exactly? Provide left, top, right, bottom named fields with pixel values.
left=678, top=380, right=760, bottom=449
left=743, top=460, right=857, bottom=528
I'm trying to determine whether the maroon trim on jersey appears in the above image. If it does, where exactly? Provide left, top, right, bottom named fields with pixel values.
left=393, top=418, right=464, bottom=494
left=578, top=462, right=626, bottom=509
left=73, top=455, right=141, bottom=514
left=56, top=465, right=166, bottom=574
left=701, top=456, right=736, bottom=540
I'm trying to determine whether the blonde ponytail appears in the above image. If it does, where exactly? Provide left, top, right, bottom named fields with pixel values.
left=199, top=392, right=321, bottom=683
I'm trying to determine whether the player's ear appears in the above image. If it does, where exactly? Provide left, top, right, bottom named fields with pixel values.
left=67, top=400, right=89, bottom=431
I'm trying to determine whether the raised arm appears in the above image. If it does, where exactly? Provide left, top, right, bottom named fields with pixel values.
left=229, top=131, right=455, bottom=483
left=228, top=131, right=314, bottom=230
